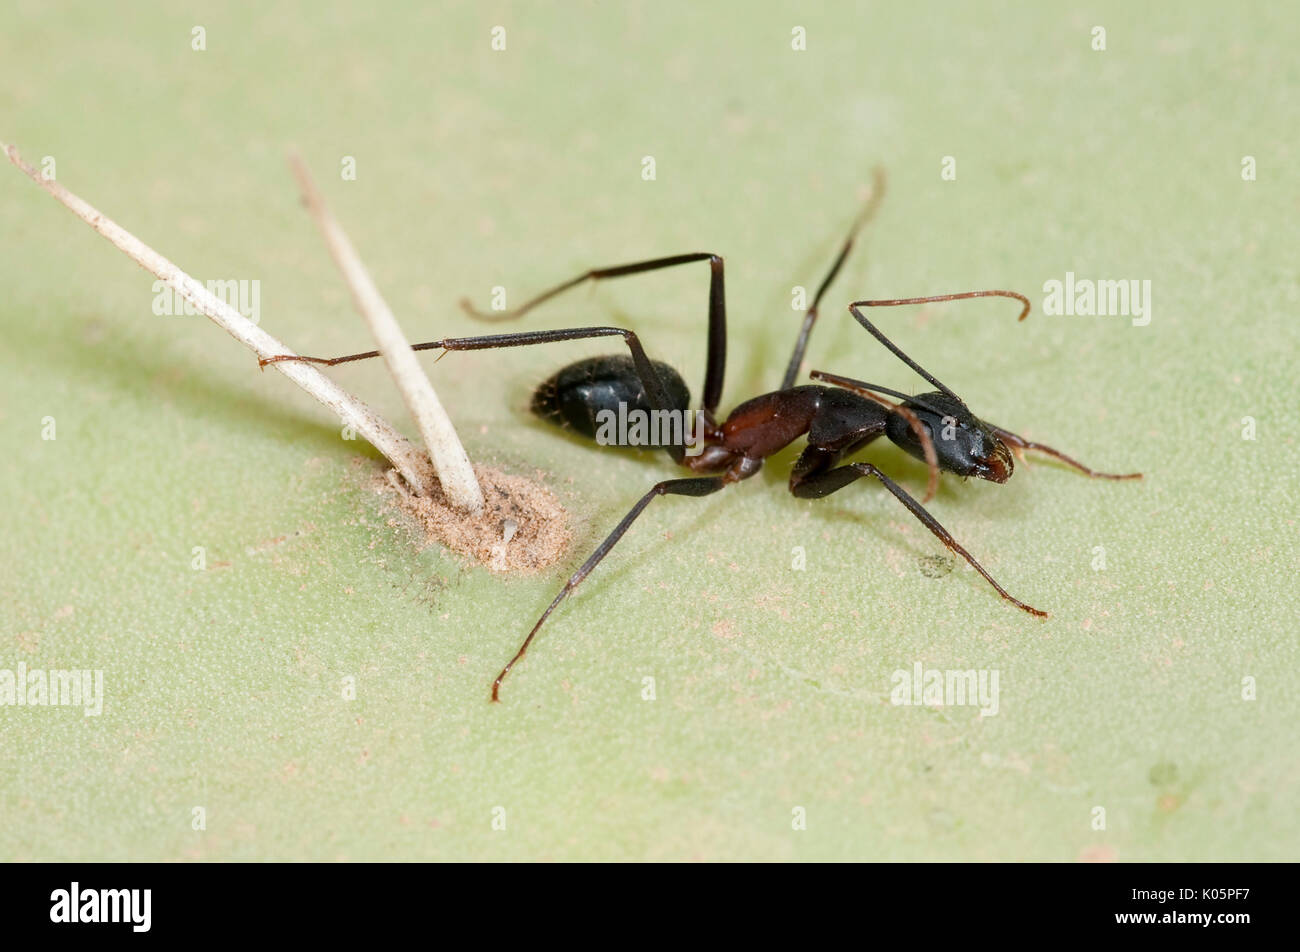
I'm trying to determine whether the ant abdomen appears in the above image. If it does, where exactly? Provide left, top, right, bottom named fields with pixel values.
left=530, top=354, right=691, bottom=444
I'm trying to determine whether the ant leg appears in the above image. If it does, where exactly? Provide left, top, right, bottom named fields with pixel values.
left=808, top=369, right=940, bottom=502
left=263, top=325, right=689, bottom=461
left=492, top=475, right=728, bottom=701
left=460, top=253, right=728, bottom=419
left=987, top=425, right=1142, bottom=480
left=790, top=460, right=1047, bottom=617
left=781, top=167, right=887, bottom=390
left=260, top=348, right=382, bottom=367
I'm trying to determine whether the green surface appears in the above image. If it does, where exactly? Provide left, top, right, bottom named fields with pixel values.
left=1, top=1, right=1296, bottom=861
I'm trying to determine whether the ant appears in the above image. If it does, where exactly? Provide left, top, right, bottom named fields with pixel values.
left=263, top=171, right=1141, bottom=701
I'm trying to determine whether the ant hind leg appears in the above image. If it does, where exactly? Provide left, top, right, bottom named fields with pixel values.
left=492, top=475, right=728, bottom=702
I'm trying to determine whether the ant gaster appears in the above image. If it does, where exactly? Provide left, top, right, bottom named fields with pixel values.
left=263, top=171, right=1141, bottom=701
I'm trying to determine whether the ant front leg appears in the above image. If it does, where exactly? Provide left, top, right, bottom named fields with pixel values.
left=789, top=451, right=1047, bottom=617
left=986, top=425, right=1143, bottom=481
left=492, top=474, right=729, bottom=702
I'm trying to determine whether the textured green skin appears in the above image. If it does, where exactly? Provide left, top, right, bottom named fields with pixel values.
left=1, top=1, right=1295, bottom=860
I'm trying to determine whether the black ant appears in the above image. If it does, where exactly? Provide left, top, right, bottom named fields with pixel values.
left=263, top=172, right=1141, bottom=701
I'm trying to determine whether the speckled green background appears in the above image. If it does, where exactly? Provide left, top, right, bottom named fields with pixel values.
left=2, top=1, right=1296, bottom=861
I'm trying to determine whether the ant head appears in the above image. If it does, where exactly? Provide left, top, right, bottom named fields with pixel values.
left=885, top=391, right=1013, bottom=483
left=835, top=292, right=1034, bottom=484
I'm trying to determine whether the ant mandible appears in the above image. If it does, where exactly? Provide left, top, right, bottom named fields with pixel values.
left=263, top=170, right=1141, bottom=701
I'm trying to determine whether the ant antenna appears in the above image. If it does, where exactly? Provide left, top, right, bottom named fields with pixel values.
left=846, top=290, right=1031, bottom=403
left=807, top=372, right=950, bottom=419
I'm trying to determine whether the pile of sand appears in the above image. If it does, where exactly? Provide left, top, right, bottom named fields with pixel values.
left=379, top=464, right=572, bottom=573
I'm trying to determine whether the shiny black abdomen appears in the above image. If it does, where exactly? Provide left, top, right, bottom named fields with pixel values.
left=530, top=355, right=691, bottom=443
